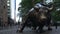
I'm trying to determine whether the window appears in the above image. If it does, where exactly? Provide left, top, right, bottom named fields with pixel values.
left=7, top=4, right=10, bottom=6
left=4, top=6, right=6, bottom=8
left=7, top=0, right=10, bottom=3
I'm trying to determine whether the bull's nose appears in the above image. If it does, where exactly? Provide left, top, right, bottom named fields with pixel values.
left=42, top=18, right=47, bottom=21
left=40, top=14, right=47, bottom=21
left=41, top=17, right=46, bottom=19
left=41, top=16, right=47, bottom=19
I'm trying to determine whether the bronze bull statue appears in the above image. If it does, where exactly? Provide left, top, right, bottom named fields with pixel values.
left=17, top=4, right=53, bottom=33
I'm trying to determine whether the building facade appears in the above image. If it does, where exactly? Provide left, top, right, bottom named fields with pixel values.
left=7, top=0, right=11, bottom=17
left=0, top=0, right=8, bottom=26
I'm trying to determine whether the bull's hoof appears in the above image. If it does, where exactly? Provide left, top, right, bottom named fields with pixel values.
left=31, top=27, right=36, bottom=31
left=36, top=30, right=45, bottom=33
left=32, top=28, right=36, bottom=30
left=40, top=30, right=45, bottom=33
left=48, top=28, right=52, bottom=31
left=16, top=30, right=23, bottom=33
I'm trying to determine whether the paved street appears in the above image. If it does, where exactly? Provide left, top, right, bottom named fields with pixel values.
left=0, top=25, right=60, bottom=34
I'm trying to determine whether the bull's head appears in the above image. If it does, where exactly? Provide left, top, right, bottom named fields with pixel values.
left=34, top=6, right=50, bottom=22
left=39, top=8, right=48, bottom=21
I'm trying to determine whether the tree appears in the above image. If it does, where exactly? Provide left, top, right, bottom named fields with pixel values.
left=51, top=0, right=60, bottom=21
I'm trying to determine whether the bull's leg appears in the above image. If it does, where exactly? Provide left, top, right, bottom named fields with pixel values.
left=32, top=26, right=37, bottom=31
left=17, top=23, right=26, bottom=32
left=32, top=23, right=37, bottom=30
left=47, top=16, right=52, bottom=30
left=48, top=24, right=52, bottom=30
left=37, top=24, right=44, bottom=33
left=17, top=19, right=28, bottom=32
left=47, top=20, right=52, bottom=30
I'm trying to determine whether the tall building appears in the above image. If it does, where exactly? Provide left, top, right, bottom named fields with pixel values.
left=0, top=0, right=8, bottom=26
left=7, top=0, right=11, bottom=17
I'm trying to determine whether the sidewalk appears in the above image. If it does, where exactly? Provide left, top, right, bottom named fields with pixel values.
left=0, top=25, right=18, bottom=30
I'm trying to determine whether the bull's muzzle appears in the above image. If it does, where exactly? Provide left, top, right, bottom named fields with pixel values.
left=40, top=14, right=47, bottom=21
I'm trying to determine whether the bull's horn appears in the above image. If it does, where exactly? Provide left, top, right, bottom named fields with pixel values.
left=46, top=5, right=53, bottom=10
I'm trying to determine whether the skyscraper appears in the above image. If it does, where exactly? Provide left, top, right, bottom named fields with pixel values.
left=7, top=0, right=11, bottom=17
left=0, top=0, right=8, bottom=26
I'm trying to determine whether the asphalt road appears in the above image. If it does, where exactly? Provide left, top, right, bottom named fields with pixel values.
left=0, top=25, right=60, bottom=34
